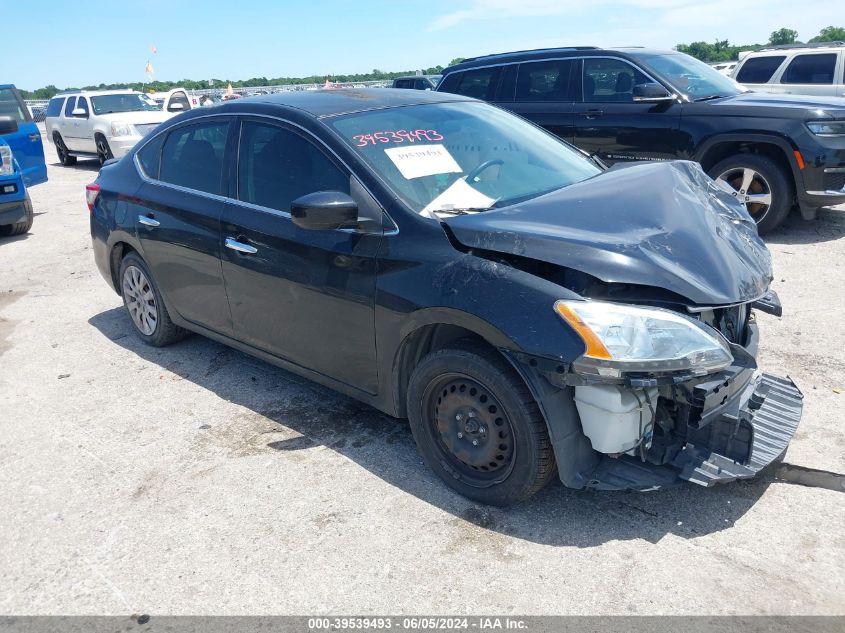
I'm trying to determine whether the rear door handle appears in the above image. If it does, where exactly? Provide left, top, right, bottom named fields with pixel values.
left=138, top=215, right=160, bottom=227
left=579, top=109, right=604, bottom=118
left=225, top=237, right=258, bottom=254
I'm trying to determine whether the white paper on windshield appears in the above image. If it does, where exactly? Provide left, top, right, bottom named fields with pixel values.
left=421, top=178, right=496, bottom=218
left=384, top=144, right=462, bottom=180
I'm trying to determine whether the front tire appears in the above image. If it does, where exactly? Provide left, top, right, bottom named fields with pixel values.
left=0, top=195, right=34, bottom=237
left=119, top=252, right=188, bottom=347
left=407, top=342, right=556, bottom=506
left=95, top=134, right=113, bottom=166
left=709, top=153, right=793, bottom=234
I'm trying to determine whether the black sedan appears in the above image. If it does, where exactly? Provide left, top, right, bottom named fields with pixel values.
left=88, top=89, right=802, bottom=505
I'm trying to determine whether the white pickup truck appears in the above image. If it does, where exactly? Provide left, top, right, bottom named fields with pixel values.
left=44, top=89, right=192, bottom=167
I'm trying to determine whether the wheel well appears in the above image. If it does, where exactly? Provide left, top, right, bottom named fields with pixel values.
left=109, top=241, right=137, bottom=291
left=394, top=324, right=500, bottom=418
left=699, top=140, right=794, bottom=181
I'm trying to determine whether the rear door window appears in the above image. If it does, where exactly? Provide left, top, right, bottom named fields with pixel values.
left=46, top=97, right=65, bottom=118
left=516, top=60, right=578, bottom=101
left=454, top=67, right=501, bottom=100
left=159, top=120, right=230, bottom=195
left=781, top=53, right=837, bottom=84
left=735, top=56, right=786, bottom=83
left=136, top=133, right=165, bottom=179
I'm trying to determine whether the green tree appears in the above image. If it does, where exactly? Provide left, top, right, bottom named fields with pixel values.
left=769, top=28, right=798, bottom=45
left=809, top=26, right=845, bottom=42
left=448, top=57, right=465, bottom=66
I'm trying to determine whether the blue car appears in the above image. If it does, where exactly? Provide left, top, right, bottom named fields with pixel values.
left=0, top=84, right=47, bottom=236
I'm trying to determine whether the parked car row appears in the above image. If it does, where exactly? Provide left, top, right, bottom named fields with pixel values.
left=87, top=88, right=805, bottom=505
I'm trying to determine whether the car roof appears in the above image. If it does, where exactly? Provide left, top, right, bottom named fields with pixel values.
left=444, top=46, right=680, bottom=71
left=211, top=88, right=472, bottom=118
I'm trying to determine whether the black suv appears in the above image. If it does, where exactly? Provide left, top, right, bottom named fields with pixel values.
left=436, top=46, right=845, bottom=233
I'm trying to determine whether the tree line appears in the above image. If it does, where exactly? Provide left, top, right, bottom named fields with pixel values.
left=20, top=61, right=466, bottom=101
left=675, top=25, right=844, bottom=62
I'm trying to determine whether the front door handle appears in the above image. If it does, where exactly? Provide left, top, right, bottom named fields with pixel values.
left=579, top=109, right=604, bottom=119
left=225, top=237, right=258, bottom=254
left=138, top=215, right=160, bottom=227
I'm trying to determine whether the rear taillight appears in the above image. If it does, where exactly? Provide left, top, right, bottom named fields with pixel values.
left=85, top=183, right=101, bottom=212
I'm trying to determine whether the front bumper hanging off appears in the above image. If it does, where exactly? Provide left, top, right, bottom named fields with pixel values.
left=586, top=373, right=803, bottom=491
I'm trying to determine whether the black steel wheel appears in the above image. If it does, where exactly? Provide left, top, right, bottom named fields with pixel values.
left=424, top=373, right=517, bottom=482
left=407, top=342, right=555, bottom=506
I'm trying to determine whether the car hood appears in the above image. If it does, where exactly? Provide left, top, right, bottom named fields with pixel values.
left=697, top=92, right=845, bottom=118
left=442, top=161, right=772, bottom=306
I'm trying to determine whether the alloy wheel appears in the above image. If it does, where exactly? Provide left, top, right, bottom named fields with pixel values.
left=716, top=166, right=773, bottom=223
left=122, top=265, right=158, bottom=336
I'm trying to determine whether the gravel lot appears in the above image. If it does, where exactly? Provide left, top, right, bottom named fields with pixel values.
left=1, top=129, right=844, bottom=615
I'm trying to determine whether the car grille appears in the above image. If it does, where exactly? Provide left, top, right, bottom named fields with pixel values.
left=134, top=123, right=160, bottom=137
left=823, top=171, right=845, bottom=192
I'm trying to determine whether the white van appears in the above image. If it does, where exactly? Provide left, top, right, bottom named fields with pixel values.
left=732, top=42, right=845, bottom=97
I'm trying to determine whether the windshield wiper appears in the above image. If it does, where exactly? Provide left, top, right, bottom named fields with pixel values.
left=694, top=94, right=729, bottom=102
left=431, top=207, right=492, bottom=216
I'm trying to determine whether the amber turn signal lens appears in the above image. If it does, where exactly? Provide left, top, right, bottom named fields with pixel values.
left=554, top=301, right=613, bottom=360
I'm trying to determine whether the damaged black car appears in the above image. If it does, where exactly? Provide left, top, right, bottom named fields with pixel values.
left=89, top=89, right=803, bottom=505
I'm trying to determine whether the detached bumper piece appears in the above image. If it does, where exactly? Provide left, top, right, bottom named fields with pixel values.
left=586, top=374, right=803, bottom=491
left=673, top=373, right=802, bottom=486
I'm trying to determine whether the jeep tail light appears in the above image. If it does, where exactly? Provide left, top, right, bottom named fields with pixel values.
left=86, top=183, right=101, bottom=212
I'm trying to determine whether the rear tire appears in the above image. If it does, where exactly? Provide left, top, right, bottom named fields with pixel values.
left=118, top=252, right=188, bottom=347
left=407, top=341, right=555, bottom=506
left=0, top=195, right=34, bottom=237
left=709, top=153, right=793, bottom=235
left=53, top=133, right=77, bottom=167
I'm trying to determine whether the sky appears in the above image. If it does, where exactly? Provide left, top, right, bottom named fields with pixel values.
left=5, top=0, right=843, bottom=90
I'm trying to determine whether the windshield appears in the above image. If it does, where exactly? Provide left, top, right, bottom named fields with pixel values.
left=0, top=88, right=30, bottom=123
left=91, top=93, right=160, bottom=115
left=330, top=102, right=600, bottom=217
left=637, top=53, right=746, bottom=100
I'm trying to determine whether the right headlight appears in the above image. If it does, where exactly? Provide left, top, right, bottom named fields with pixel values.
left=554, top=300, right=733, bottom=377
left=806, top=120, right=845, bottom=137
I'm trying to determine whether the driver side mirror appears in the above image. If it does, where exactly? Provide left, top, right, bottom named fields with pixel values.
left=291, top=191, right=358, bottom=230
left=72, top=108, right=88, bottom=118
left=632, top=82, right=674, bottom=103
left=0, top=116, right=18, bottom=134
